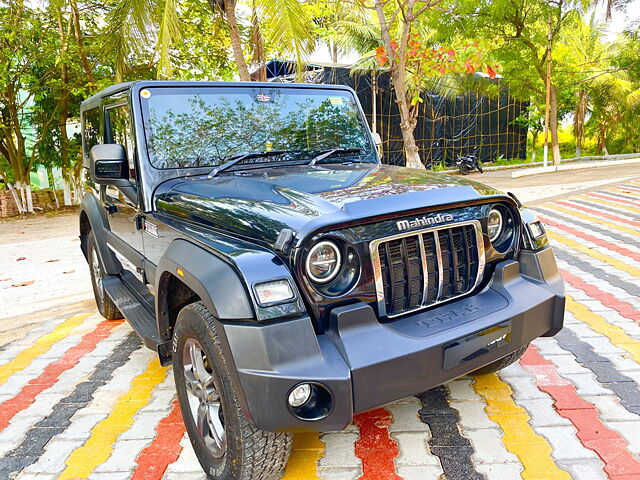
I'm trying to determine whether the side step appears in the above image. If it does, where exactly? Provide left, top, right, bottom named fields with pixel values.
left=103, top=275, right=172, bottom=365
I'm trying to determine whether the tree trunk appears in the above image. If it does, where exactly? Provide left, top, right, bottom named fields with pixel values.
left=62, top=175, right=72, bottom=206
left=70, top=0, right=96, bottom=87
left=250, top=5, right=267, bottom=81
left=574, top=89, right=587, bottom=157
left=549, top=85, right=561, bottom=166
left=531, top=131, right=539, bottom=162
left=7, top=182, right=24, bottom=214
left=47, top=167, right=60, bottom=209
left=24, top=183, right=33, bottom=213
left=220, top=0, right=251, bottom=81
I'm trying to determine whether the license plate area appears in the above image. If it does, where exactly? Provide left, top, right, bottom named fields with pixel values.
left=443, top=321, right=511, bottom=370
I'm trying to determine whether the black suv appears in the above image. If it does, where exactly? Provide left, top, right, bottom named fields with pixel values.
left=79, top=81, right=564, bottom=479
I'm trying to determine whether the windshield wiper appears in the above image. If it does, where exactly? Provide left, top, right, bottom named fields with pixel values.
left=208, top=150, right=288, bottom=177
left=307, top=148, right=366, bottom=167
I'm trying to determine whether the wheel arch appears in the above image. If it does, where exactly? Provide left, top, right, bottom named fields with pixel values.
left=79, top=193, right=120, bottom=274
left=155, top=239, right=255, bottom=342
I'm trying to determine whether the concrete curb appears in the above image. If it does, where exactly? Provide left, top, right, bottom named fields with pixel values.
left=511, top=157, right=640, bottom=178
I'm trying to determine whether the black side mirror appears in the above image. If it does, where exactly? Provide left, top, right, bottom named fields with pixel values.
left=89, top=144, right=130, bottom=187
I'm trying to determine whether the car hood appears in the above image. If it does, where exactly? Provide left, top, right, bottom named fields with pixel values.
left=154, top=163, right=503, bottom=245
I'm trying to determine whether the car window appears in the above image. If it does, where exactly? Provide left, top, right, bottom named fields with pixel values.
left=82, top=107, right=101, bottom=166
left=106, top=104, right=137, bottom=187
left=140, top=87, right=375, bottom=169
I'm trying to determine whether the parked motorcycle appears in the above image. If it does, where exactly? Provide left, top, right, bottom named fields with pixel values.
left=456, top=149, right=483, bottom=175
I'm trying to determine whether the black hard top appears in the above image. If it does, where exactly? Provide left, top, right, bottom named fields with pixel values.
left=80, top=80, right=354, bottom=111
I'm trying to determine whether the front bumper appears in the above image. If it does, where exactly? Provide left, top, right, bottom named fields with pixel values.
left=220, top=246, right=564, bottom=432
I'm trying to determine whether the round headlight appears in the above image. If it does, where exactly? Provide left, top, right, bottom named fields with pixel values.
left=487, top=208, right=503, bottom=242
left=306, top=241, right=341, bottom=283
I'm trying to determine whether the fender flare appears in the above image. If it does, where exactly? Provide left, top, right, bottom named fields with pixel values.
left=79, top=193, right=120, bottom=275
left=155, top=239, right=255, bottom=340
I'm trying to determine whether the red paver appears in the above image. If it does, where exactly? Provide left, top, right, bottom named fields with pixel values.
left=586, top=192, right=640, bottom=207
left=538, top=216, right=640, bottom=263
left=353, top=408, right=402, bottom=480
left=131, top=398, right=185, bottom=480
left=0, top=319, right=122, bottom=431
left=560, top=269, right=640, bottom=323
left=521, top=345, right=640, bottom=478
left=555, top=200, right=640, bottom=227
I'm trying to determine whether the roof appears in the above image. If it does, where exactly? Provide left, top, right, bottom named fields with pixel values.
left=80, top=80, right=355, bottom=111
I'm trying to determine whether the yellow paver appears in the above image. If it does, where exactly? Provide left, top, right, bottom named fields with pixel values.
left=575, top=194, right=640, bottom=214
left=566, top=296, right=640, bottom=364
left=543, top=203, right=640, bottom=236
left=472, top=373, right=570, bottom=480
left=57, top=357, right=168, bottom=480
left=280, top=433, right=323, bottom=479
left=0, top=313, right=90, bottom=386
left=546, top=230, right=640, bottom=278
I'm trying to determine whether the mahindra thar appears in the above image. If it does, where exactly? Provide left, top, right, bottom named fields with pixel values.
left=79, top=81, right=564, bottom=479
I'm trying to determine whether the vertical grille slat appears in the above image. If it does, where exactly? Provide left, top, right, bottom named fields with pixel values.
left=374, top=222, right=484, bottom=318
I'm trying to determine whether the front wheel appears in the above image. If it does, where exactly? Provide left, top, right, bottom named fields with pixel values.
left=87, top=231, right=121, bottom=320
left=470, top=344, right=529, bottom=375
left=173, top=302, right=292, bottom=480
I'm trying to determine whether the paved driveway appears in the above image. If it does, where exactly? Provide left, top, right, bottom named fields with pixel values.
left=0, top=179, right=639, bottom=480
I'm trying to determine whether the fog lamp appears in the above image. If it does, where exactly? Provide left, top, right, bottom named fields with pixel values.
left=254, top=280, right=294, bottom=306
left=288, top=384, right=312, bottom=408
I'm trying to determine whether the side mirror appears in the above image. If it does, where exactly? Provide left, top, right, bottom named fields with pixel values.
left=371, top=131, right=383, bottom=159
left=89, top=144, right=130, bottom=187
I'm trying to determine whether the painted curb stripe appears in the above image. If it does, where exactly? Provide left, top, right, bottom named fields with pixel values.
left=565, top=295, right=640, bottom=364
left=569, top=196, right=640, bottom=219
left=471, top=373, right=570, bottom=479
left=585, top=193, right=640, bottom=211
left=0, top=319, right=122, bottom=432
left=520, top=345, right=640, bottom=479
left=0, top=313, right=90, bottom=386
left=542, top=204, right=640, bottom=237
left=535, top=207, right=638, bottom=246
left=560, top=269, right=640, bottom=323
left=554, top=200, right=640, bottom=227
left=539, top=216, right=640, bottom=264
left=0, top=332, right=142, bottom=479
left=280, top=433, right=323, bottom=479
left=619, top=185, right=640, bottom=194
left=353, top=409, right=402, bottom=480
left=546, top=230, right=640, bottom=278
left=554, top=328, right=640, bottom=415
left=58, top=356, right=168, bottom=479
left=131, top=397, right=185, bottom=480
left=417, top=386, right=484, bottom=480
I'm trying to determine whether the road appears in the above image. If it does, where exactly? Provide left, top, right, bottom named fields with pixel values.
left=0, top=171, right=639, bottom=479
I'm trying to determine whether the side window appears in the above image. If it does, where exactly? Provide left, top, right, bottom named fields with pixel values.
left=106, top=104, right=137, bottom=187
left=82, top=108, right=101, bottom=166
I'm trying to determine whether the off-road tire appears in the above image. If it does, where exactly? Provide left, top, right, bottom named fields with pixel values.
left=459, top=163, right=470, bottom=175
left=470, top=344, right=529, bottom=375
left=173, top=302, right=292, bottom=480
left=87, top=231, right=122, bottom=320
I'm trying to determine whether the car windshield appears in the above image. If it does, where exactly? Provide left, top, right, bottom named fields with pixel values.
left=140, top=86, right=375, bottom=169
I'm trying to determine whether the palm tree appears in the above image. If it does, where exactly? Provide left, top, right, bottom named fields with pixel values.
left=104, top=0, right=316, bottom=81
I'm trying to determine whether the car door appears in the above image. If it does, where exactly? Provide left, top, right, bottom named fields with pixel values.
left=102, top=99, right=147, bottom=289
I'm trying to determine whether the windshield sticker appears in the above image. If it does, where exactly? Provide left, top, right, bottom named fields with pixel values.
left=329, top=97, right=343, bottom=105
left=140, top=89, right=151, bottom=99
left=255, top=93, right=271, bottom=102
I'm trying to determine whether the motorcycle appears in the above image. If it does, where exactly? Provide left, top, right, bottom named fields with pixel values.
left=456, top=149, right=483, bottom=175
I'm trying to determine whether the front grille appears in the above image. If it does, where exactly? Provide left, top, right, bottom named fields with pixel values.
left=371, top=221, right=485, bottom=318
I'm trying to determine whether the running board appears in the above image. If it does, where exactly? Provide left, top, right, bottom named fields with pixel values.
left=103, top=275, right=164, bottom=352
